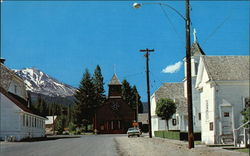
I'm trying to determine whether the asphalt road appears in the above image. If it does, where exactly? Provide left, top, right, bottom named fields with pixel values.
left=0, top=134, right=121, bottom=156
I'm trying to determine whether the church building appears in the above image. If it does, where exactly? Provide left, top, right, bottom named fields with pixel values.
left=95, top=74, right=135, bottom=134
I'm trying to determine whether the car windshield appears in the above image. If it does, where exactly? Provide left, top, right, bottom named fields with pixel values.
left=128, top=128, right=138, bottom=131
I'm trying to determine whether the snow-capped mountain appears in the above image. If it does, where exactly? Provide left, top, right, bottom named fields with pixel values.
left=14, top=68, right=76, bottom=97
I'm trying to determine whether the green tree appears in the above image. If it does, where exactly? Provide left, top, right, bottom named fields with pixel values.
left=56, top=115, right=66, bottom=134
left=156, top=98, right=176, bottom=130
left=131, top=86, right=143, bottom=113
left=121, top=79, right=132, bottom=107
left=93, top=65, right=106, bottom=107
left=36, top=95, right=48, bottom=117
left=74, top=69, right=95, bottom=129
left=241, top=107, right=250, bottom=127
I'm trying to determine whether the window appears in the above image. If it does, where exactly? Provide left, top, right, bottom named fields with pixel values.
left=118, top=121, right=121, bottom=129
left=209, top=122, right=213, bottom=131
left=198, top=113, right=201, bottom=120
left=195, top=63, right=199, bottom=75
left=245, top=97, right=250, bottom=108
left=224, top=112, right=230, bottom=117
left=29, top=116, right=31, bottom=127
left=111, top=121, right=114, bottom=130
left=205, top=100, right=209, bottom=121
left=23, top=114, right=25, bottom=127
left=172, top=119, right=177, bottom=126
left=14, top=85, right=17, bottom=94
left=26, top=115, right=28, bottom=127
left=33, top=117, right=35, bottom=127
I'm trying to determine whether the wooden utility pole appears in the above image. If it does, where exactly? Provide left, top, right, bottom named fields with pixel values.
left=140, top=48, right=154, bottom=138
left=186, top=0, right=194, bottom=149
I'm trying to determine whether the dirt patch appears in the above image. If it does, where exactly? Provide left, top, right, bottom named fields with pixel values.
left=114, top=136, right=248, bottom=156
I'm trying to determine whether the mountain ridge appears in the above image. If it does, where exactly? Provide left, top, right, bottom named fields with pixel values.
left=14, top=67, right=76, bottom=98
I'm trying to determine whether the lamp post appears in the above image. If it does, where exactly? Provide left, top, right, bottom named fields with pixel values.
left=133, top=0, right=194, bottom=148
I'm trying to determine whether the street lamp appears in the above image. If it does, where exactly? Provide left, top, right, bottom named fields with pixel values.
left=133, top=0, right=194, bottom=149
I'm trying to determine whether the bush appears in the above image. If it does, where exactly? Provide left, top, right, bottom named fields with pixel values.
left=68, top=122, right=77, bottom=131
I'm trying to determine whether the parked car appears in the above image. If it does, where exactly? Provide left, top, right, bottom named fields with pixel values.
left=127, top=127, right=141, bottom=137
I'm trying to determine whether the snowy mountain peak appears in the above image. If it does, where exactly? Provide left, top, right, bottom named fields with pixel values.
left=14, top=68, right=76, bottom=97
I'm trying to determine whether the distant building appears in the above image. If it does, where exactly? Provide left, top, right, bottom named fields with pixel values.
left=138, top=113, right=149, bottom=132
left=95, top=74, right=135, bottom=134
left=0, top=61, right=46, bottom=141
left=151, top=83, right=187, bottom=136
left=45, top=116, right=57, bottom=135
left=196, top=56, right=249, bottom=144
left=142, top=102, right=148, bottom=113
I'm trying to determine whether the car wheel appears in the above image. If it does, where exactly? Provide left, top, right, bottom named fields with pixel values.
left=137, top=135, right=140, bottom=137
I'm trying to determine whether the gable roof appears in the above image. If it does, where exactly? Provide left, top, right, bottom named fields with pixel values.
left=109, top=74, right=121, bottom=85
left=0, top=86, right=33, bottom=114
left=191, top=42, right=205, bottom=56
left=202, top=56, right=249, bottom=81
left=154, top=83, right=187, bottom=113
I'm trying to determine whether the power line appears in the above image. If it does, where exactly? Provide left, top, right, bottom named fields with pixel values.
left=203, top=11, right=232, bottom=45
left=159, top=5, right=183, bottom=43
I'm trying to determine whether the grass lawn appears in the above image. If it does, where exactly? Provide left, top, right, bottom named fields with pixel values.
left=235, top=148, right=249, bottom=153
left=194, top=141, right=202, bottom=145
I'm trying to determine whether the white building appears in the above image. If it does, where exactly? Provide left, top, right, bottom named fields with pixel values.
left=195, top=56, right=249, bottom=144
left=0, top=61, right=46, bottom=141
left=151, top=83, right=187, bottom=136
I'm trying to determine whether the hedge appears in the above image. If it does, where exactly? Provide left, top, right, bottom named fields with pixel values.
left=154, top=130, right=201, bottom=141
left=154, top=130, right=180, bottom=140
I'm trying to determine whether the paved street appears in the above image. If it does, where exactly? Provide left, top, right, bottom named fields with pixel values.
left=1, top=134, right=248, bottom=156
left=0, top=135, right=121, bottom=156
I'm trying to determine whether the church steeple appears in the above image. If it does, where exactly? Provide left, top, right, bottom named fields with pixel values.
left=109, top=74, right=121, bottom=85
left=108, top=74, right=122, bottom=98
left=191, top=29, right=205, bottom=56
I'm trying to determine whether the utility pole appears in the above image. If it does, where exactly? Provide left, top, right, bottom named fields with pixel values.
left=186, top=0, right=194, bottom=149
left=136, top=93, right=138, bottom=122
left=140, top=48, right=154, bottom=138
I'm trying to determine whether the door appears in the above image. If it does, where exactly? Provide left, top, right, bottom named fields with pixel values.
left=221, top=106, right=233, bottom=135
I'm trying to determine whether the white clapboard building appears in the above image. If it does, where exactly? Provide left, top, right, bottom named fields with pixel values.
left=195, top=55, right=249, bottom=144
left=0, top=60, right=46, bottom=141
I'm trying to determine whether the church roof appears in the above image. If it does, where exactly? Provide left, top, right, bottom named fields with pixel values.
left=202, top=55, right=249, bottom=81
left=109, top=74, right=121, bottom=85
left=154, top=83, right=187, bottom=114
left=191, top=42, right=205, bottom=56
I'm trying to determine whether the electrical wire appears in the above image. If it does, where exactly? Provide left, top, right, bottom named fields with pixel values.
left=202, top=9, right=233, bottom=45
left=159, top=5, right=184, bottom=43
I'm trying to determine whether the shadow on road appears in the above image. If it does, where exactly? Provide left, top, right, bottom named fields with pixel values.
left=19, top=135, right=81, bottom=142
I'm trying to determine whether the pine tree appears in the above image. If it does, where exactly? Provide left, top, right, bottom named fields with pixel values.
left=93, top=65, right=106, bottom=108
left=131, top=86, right=143, bottom=113
left=36, top=95, right=48, bottom=117
left=74, top=69, right=95, bottom=127
left=122, top=80, right=143, bottom=113
left=121, top=79, right=132, bottom=107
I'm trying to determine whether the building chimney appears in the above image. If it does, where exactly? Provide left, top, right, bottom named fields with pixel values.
left=0, top=58, right=6, bottom=64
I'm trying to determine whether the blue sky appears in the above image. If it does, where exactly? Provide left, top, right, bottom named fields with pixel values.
left=1, top=1, right=249, bottom=101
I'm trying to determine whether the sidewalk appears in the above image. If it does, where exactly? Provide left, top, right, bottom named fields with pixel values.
left=114, top=136, right=248, bottom=156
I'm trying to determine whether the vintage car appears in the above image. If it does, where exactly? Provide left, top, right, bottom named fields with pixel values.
left=127, top=127, right=141, bottom=137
